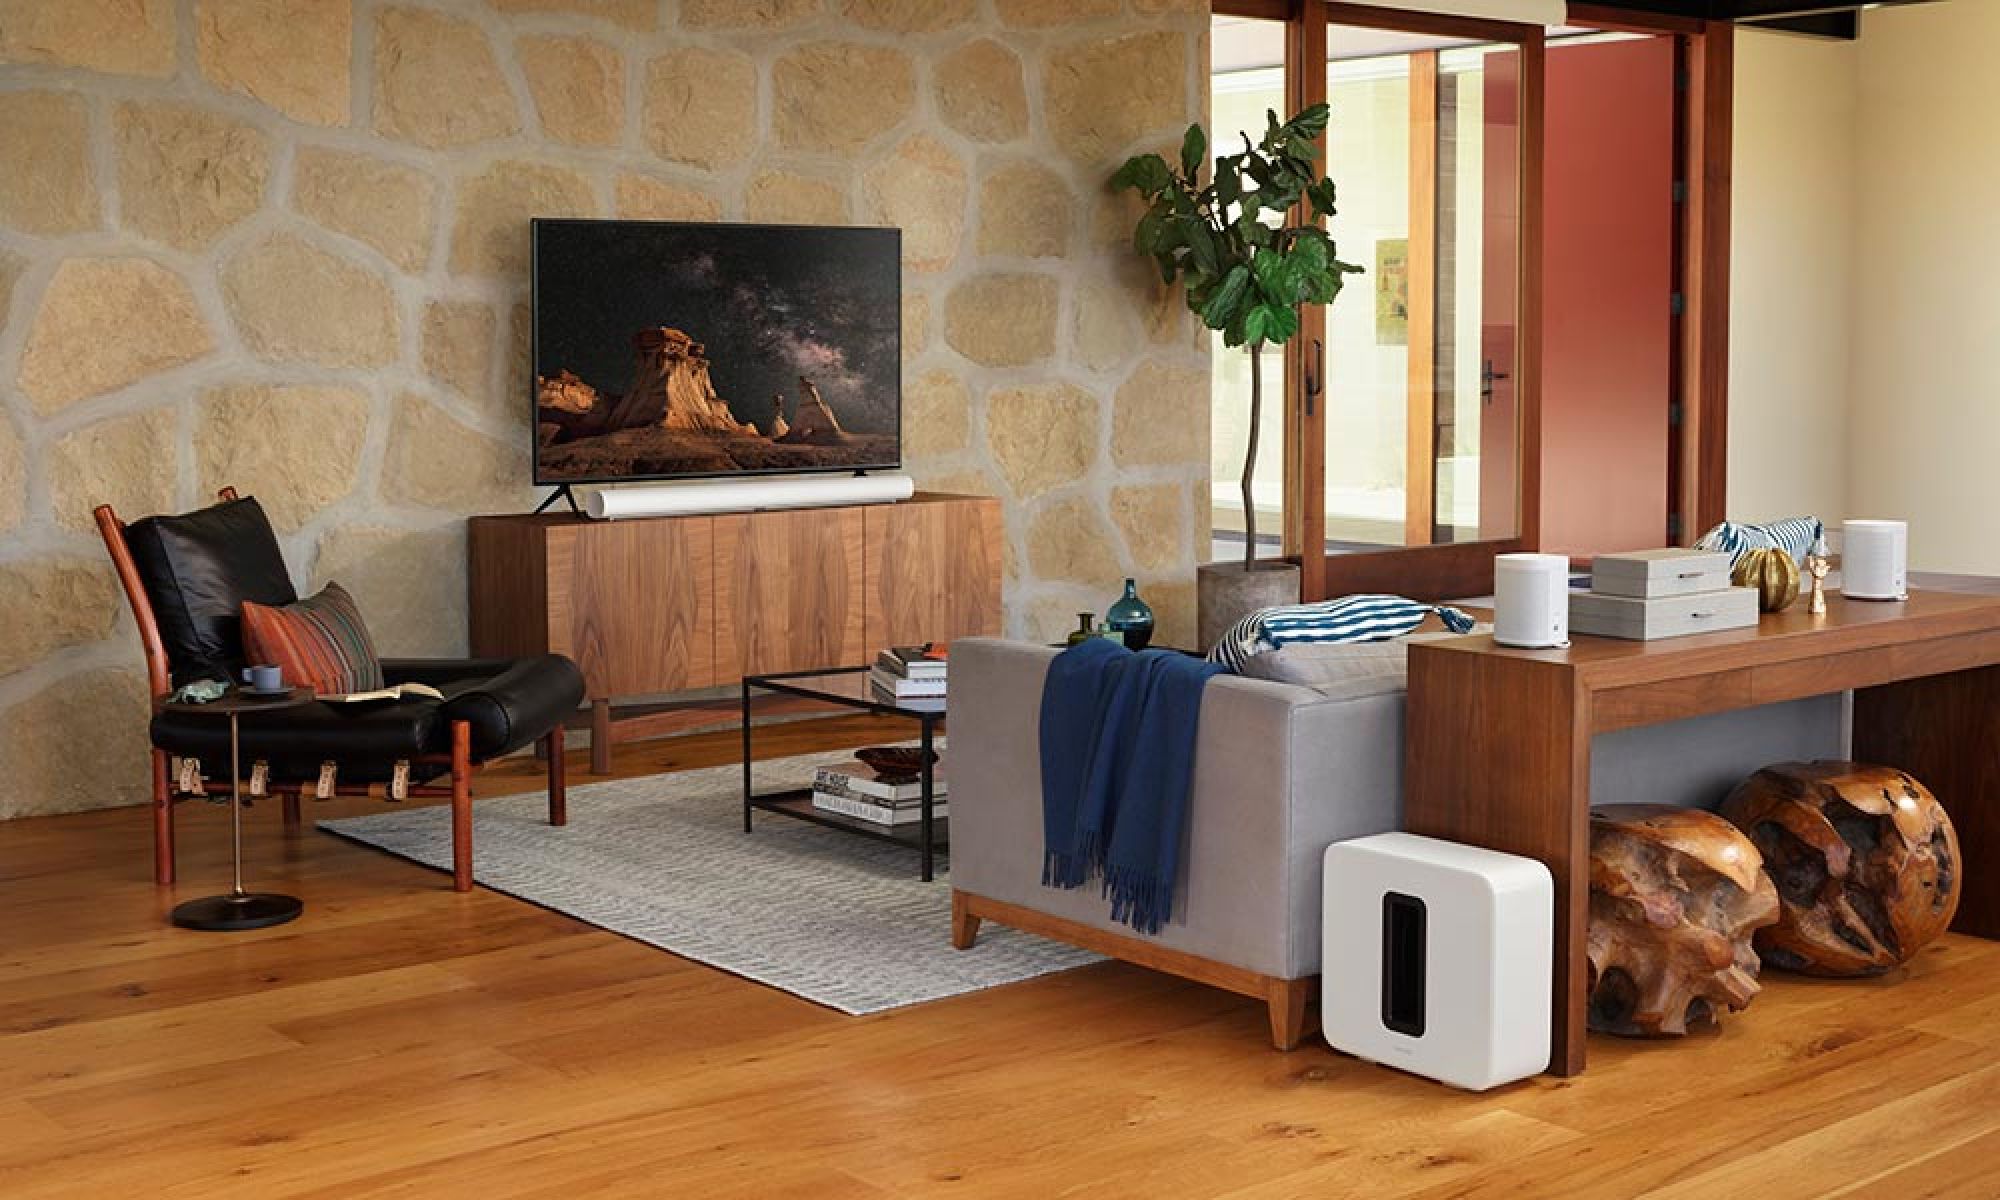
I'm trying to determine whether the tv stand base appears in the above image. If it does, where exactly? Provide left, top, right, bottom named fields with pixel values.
left=533, top=484, right=583, bottom=516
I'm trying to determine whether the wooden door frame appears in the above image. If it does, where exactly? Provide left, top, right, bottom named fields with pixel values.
left=1210, top=1, right=1734, bottom=598
left=1315, top=3, right=1545, bottom=603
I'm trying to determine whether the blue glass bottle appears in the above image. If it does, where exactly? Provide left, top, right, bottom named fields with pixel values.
left=1105, top=579, right=1154, bottom=650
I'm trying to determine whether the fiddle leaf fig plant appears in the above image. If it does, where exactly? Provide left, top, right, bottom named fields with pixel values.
left=1113, top=103, right=1363, bottom=572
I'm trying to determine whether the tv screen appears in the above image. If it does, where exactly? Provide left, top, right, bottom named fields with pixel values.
left=531, top=218, right=901, bottom=485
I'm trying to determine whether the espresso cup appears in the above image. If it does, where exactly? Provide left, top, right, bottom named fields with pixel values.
left=248, top=664, right=283, bottom=692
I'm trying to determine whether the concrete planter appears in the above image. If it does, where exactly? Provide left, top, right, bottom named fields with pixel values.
left=1196, top=560, right=1300, bottom=654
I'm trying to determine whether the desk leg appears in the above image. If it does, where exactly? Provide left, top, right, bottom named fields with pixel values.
left=1855, top=665, right=2000, bottom=939
left=1403, top=649, right=1591, bottom=1075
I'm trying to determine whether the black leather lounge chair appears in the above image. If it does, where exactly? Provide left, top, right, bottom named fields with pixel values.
left=95, top=488, right=585, bottom=892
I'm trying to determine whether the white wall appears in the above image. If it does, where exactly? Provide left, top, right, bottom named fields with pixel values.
left=1849, top=1, right=2000, bottom=574
left=1730, top=2, right=2000, bottom=573
left=1728, top=29, right=1856, bottom=528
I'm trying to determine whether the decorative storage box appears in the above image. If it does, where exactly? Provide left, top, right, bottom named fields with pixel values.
left=1590, top=548, right=1734, bottom=599
left=1570, top=586, right=1760, bottom=641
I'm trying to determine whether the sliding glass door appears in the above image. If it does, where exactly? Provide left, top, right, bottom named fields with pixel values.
left=1209, top=2, right=1543, bottom=601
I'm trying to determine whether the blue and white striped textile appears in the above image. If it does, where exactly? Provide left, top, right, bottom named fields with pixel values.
left=1208, top=593, right=1476, bottom=673
left=1695, top=516, right=1824, bottom=565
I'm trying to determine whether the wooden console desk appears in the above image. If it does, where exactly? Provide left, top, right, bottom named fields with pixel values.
left=1404, top=589, right=2000, bottom=1076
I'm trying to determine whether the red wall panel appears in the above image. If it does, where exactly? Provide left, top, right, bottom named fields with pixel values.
left=1539, top=36, right=1676, bottom=559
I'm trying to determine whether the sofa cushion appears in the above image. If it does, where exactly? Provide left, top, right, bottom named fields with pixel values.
left=1237, top=625, right=1493, bottom=695
left=1210, top=593, right=1475, bottom=672
left=125, top=496, right=296, bottom=686
left=1695, top=515, right=1823, bottom=564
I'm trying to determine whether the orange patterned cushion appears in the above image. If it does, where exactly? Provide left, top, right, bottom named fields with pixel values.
left=240, top=582, right=384, bottom=696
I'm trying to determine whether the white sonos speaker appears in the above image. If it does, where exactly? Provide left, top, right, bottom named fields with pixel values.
left=1321, top=833, right=1553, bottom=1091
left=1492, top=552, right=1570, bottom=648
left=585, top=472, right=915, bottom=519
left=1842, top=519, right=1908, bottom=601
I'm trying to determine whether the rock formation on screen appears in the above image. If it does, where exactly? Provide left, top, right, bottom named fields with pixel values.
left=763, top=392, right=790, bottom=440
left=536, top=368, right=606, bottom=441
left=604, top=327, right=756, bottom=436
left=776, top=375, right=850, bottom=446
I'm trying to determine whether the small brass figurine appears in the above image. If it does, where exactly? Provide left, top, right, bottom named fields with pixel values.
left=1805, top=534, right=1832, bottom=615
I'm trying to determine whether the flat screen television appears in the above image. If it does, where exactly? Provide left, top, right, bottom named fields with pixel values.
left=531, top=218, right=901, bottom=485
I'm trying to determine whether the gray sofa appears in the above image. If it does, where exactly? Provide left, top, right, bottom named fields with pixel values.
left=946, top=637, right=1845, bottom=1048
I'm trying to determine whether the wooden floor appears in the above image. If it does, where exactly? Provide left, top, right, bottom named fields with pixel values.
left=2, top=714, right=1997, bottom=1198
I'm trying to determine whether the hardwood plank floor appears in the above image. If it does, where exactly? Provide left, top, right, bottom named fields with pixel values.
left=1, top=714, right=1996, bottom=1197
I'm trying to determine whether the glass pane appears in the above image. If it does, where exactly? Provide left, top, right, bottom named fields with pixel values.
left=1324, top=42, right=1412, bottom=550
left=1321, top=31, right=1522, bottom=554
left=1208, top=14, right=1287, bottom=563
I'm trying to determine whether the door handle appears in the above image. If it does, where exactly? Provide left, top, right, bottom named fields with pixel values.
left=1304, top=339, right=1323, bottom=417
left=1481, top=358, right=1510, bottom=405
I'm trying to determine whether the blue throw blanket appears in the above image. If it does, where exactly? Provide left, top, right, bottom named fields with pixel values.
left=1039, top=639, right=1224, bottom=935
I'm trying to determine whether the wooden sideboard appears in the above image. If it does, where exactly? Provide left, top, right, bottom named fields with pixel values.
left=1403, top=589, right=2000, bottom=1077
left=469, top=492, right=1001, bottom=771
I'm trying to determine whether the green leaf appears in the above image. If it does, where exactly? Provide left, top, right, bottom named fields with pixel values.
left=1200, top=264, right=1251, bottom=330
left=1111, top=153, right=1173, bottom=196
left=1241, top=306, right=1268, bottom=346
left=1258, top=302, right=1300, bottom=345
left=1180, top=124, right=1207, bottom=179
left=1184, top=220, right=1220, bottom=276
left=1286, top=103, right=1329, bottom=140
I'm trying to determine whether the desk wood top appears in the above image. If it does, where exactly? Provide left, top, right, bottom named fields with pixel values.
left=1416, top=589, right=2000, bottom=686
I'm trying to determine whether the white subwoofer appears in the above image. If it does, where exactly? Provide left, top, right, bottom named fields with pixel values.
left=1321, top=833, right=1552, bottom=1092
left=585, top=472, right=915, bottom=519
left=1842, top=519, right=1908, bottom=601
left=1493, top=552, right=1571, bottom=648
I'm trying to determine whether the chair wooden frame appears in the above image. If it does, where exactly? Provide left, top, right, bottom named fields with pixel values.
left=94, top=487, right=567, bottom=893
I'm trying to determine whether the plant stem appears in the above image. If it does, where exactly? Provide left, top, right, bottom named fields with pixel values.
left=1242, top=340, right=1262, bottom=573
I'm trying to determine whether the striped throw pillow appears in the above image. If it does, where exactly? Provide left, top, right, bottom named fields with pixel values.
left=1695, top=516, right=1824, bottom=566
left=240, top=581, right=384, bottom=696
left=1209, top=594, right=1476, bottom=674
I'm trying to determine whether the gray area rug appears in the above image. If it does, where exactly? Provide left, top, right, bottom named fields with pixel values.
left=318, top=752, right=1099, bottom=1014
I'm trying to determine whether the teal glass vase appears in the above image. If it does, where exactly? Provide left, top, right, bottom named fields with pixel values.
left=1105, top=579, right=1155, bottom=650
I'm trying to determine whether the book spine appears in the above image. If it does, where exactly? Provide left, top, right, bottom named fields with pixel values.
left=811, top=774, right=946, bottom=804
left=868, top=669, right=946, bottom=697
left=810, top=791, right=947, bottom=826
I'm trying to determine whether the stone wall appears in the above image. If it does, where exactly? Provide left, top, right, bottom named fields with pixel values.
left=0, top=0, right=1211, bottom=818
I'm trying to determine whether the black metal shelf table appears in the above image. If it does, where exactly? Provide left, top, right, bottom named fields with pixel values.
left=741, top=666, right=947, bottom=881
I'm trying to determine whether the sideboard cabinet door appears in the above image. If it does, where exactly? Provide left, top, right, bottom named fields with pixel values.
left=715, top=507, right=867, bottom=676
left=548, top=517, right=717, bottom=696
left=864, top=497, right=1002, bottom=650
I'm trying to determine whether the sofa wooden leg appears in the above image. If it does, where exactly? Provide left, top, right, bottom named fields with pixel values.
left=151, top=749, right=175, bottom=886
left=281, top=792, right=301, bottom=831
left=1265, top=978, right=1313, bottom=1052
left=951, top=890, right=982, bottom=950
left=545, top=725, right=567, bottom=827
left=450, top=721, right=473, bottom=893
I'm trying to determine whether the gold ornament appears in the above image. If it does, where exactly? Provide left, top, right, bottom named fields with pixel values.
left=1731, top=546, right=1800, bottom=612
left=1805, top=535, right=1831, bottom=615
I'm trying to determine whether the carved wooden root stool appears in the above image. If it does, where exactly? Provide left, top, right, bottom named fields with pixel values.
left=1587, top=804, right=1779, bottom=1037
left=1720, top=762, right=1961, bottom=976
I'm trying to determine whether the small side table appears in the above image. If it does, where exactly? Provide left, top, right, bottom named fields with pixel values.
left=157, top=686, right=316, bottom=931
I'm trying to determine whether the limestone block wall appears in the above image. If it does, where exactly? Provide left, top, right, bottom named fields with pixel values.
left=0, top=0, right=1211, bottom=818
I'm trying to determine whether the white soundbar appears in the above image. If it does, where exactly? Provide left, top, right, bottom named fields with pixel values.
left=584, top=472, right=916, bottom=519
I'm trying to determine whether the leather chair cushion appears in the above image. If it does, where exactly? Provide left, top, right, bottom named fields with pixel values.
left=151, top=697, right=442, bottom=786
left=424, top=654, right=585, bottom=759
left=126, top=497, right=296, bottom=686
left=151, top=655, right=585, bottom=781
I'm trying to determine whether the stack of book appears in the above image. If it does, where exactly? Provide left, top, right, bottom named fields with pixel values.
left=810, top=760, right=948, bottom=826
left=868, top=643, right=948, bottom=700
